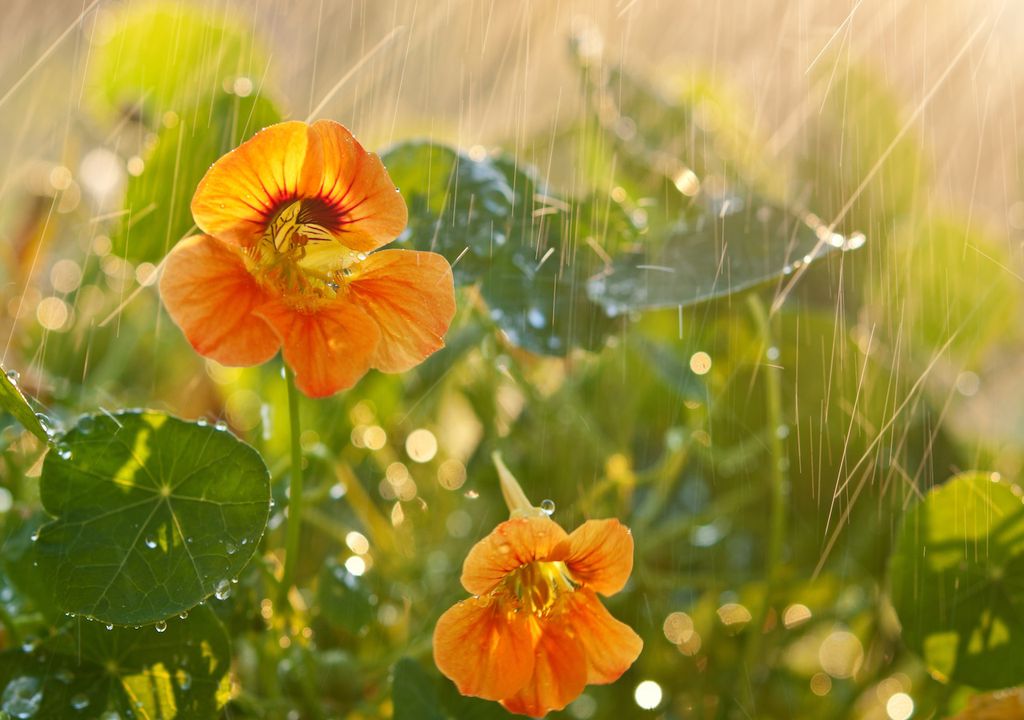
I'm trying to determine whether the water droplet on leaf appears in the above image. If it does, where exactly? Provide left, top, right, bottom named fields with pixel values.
left=214, top=579, right=232, bottom=600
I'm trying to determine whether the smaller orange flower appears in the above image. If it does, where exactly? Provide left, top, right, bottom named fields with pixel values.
left=433, top=454, right=643, bottom=717
left=159, top=119, right=456, bottom=397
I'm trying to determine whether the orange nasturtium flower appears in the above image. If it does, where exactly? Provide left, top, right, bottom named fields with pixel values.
left=433, top=454, right=643, bottom=717
left=159, top=120, right=456, bottom=397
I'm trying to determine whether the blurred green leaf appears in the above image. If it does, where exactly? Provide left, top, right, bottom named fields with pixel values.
left=890, top=471, right=1024, bottom=689
left=805, top=65, right=925, bottom=227
left=587, top=198, right=861, bottom=312
left=393, top=657, right=516, bottom=720
left=0, top=368, right=47, bottom=442
left=115, top=89, right=282, bottom=263
left=33, top=411, right=270, bottom=625
left=0, top=513, right=60, bottom=622
left=87, top=1, right=268, bottom=127
left=0, top=605, right=230, bottom=718
left=318, top=559, right=374, bottom=635
left=393, top=658, right=445, bottom=720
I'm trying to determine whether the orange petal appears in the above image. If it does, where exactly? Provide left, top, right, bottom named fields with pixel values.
left=501, top=618, right=588, bottom=717
left=311, top=119, right=408, bottom=253
left=191, top=121, right=323, bottom=246
left=159, top=235, right=280, bottom=365
left=347, top=250, right=456, bottom=373
left=433, top=597, right=535, bottom=702
left=568, top=590, right=643, bottom=684
left=461, top=517, right=569, bottom=596
left=554, top=519, right=634, bottom=596
left=253, top=297, right=380, bottom=398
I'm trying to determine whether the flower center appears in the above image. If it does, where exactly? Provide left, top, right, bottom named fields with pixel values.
left=248, top=199, right=361, bottom=304
left=503, top=561, right=577, bottom=616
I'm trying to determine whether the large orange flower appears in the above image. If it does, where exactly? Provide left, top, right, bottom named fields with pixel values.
left=433, top=456, right=643, bottom=717
left=159, top=120, right=456, bottom=397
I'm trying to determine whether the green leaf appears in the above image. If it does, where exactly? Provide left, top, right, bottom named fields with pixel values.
left=393, top=658, right=446, bottom=720
left=33, top=411, right=270, bottom=626
left=0, top=367, right=48, bottom=442
left=586, top=198, right=862, bottom=312
left=87, top=2, right=268, bottom=127
left=383, top=141, right=515, bottom=285
left=384, top=140, right=640, bottom=356
left=889, top=471, right=1024, bottom=688
left=0, top=605, right=231, bottom=718
left=115, top=89, right=282, bottom=263
left=318, top=559, right=374, bottom=635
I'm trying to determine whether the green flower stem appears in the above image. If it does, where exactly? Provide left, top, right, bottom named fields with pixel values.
left=280, top=365, right=305, bottom=604
left=743, top=294, right=788, bottom=677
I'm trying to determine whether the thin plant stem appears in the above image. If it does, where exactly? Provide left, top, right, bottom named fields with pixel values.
left=742, top=294, right=789, bottom=682
left=280, top=364, right=305, bottom=604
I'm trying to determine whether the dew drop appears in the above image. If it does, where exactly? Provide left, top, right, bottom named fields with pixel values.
left=70, top=693, right=89, bottom=711
left=195, top=417, right=208, bottom=427
left=179, top=672, right=192, bottom=691
left=2, top=675, right=43, bottom=718
left=144, top=537, right=158, bottom=550
left=77, top=416, right=95, bottom=434
left=34, top=413, right=55, bottom=437
left=5, top=369, right=19, bottom=384
left=214, top=420, right=228, bottom=431
left=527, top=307, right=546, bottom=329
left=178, top=611, right=188, bottom=620
left=29, top=529, right=40, bottom=542
left=105, top=624, right=114, bottom=631
left=154, top=620, right=167, bottom=633
left=225, top=542, right=237, bottom=555
left=214, top=579, right=232, bottom=600
left=55, top=444, right=72, bottom=461
left=540, top=499, right=556, bottom=516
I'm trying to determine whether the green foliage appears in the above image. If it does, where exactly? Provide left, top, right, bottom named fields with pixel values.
left=587, top=198, right=860, bottom=312
left=879, top=215, right=1023, bottom=365
left=87, top=2, right=269, bottom=127
left=0, top=605, right=231, bottom=718
left=393, top=658, right=515, bottom=720
left=33, top=411, right=270, bottom=626
left=385, top=141, right=642, bottom=355
left=0, top=368, right=47, bottom=442
left=115, top=90, right=282, bottom=263
left=890, top=472, right=1024, bottom=689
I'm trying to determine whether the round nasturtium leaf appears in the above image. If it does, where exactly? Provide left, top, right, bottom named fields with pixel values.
left=33, top=411, right=270, bottom=626
left=889, top=472, right=1024, bottom=689
left=0, top=605, right=231, bottom=718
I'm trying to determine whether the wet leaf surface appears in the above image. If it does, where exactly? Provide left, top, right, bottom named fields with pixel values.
left=33, top=411, right=270, bottom=626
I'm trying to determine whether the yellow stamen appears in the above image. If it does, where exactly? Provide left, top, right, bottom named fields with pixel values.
left=504, top=560, right=577, bottom=616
